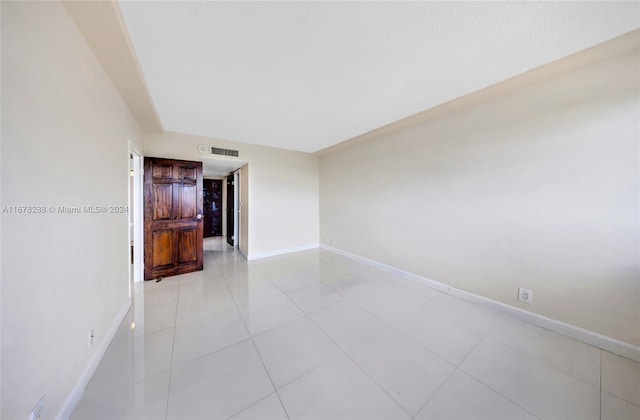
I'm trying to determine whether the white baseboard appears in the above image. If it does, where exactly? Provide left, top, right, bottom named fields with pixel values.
left=58, top=299, right=132, bottom=419
left=320, top=244, right=640, bottom=363
left=449, top=287, right=640, bottom=362
left=248, top=243, right=319, bottom=261
left=321, top=244, right=451, bottom=294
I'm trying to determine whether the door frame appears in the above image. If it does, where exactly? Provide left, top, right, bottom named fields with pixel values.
left=234, top=170, right=240, bottom=248
left=128, top=142, right=144, bottom=287
left=226, top=174, right=235, bottom=246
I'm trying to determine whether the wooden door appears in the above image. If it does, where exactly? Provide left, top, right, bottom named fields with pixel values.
left=226, top=175, right=234, bottom=246
left=203, top=179, right=222, bottom=237
left=144, top=157, right=203, bottom=280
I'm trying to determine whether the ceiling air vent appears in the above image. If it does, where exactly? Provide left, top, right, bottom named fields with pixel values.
left=211, top=147, right=239, bottom=157
left=198, top=144, right=239, bottom=157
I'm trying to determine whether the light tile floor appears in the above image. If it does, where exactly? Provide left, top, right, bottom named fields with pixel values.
left=72, top=238, right=640, bottom=420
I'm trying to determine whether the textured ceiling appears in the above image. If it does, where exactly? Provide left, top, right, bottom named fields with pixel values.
left=118, top=1, right=639, bottom=153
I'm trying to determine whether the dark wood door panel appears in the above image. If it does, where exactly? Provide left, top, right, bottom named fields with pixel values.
left=153, top=184, right=173, bottom=220
left=152, top=163, right=173, bottom=179
left=178, top=184, right=197, bottom=219
left=178, top=228, right=198, bottom=264
left=179, top=165, right=197, bottom=180
left=144, top=157, right=203, bottom=280
left=152, top=230, right=175, bottom=269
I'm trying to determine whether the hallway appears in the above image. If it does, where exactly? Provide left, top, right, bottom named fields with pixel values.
left=71, top=240, right=639, bottom=419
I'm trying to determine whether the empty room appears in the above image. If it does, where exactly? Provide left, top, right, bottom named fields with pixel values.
left=1, top=1, right=639, bottom=419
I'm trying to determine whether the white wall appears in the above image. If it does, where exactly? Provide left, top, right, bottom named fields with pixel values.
left=1, top=2, right=142, bottom=418
left=319, top=34, right=640, bottom=347
left=143, top=132, right=320, bottom=258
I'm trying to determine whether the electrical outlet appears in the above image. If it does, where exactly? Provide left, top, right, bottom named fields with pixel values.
left=30, top=396, right=45, bottom=420
left=518, top=288, right=533, bottom=304
left=89, top=327, right=95, bottom=347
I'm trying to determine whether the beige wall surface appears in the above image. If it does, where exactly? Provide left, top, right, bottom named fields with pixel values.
left=142, top=132, right=320, bottom=258
left=319, top=36, right=640, bottom=346
left=1, top=1, right=142, bottom=418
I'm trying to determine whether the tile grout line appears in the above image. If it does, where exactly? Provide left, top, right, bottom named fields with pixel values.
left=255, top=259, right=416, bottom=419
left=350, top=261, right=603, bottom=419
left=200, top=249, right=618, bottom=420
left=139, top=245, right=619, bottom=420
left=247, top=259, right=350, bottom=418
left=175, top=263, right=244, bottom=357
left=481, top=332, right=603, bottom=390
left=220, top=255, right=292, bottom=420
left=600, top=391, right=640, bottom=411
left=223, top=391, right=283, bottom=420
left=162, top=270, right=182, bottom=420
left=311, top=259, right=457, bottom=418
left=482, top=318, right=605, bottom=390
left=246, top=269, right=374, bottom=391
left=408, top=311, right=506, bottom=419
left=409, top=368, right=457, bottom=420
left=338, top=343, right=415, bottom=419
left=279, top=254, right=500, bottom=418
left=252, top=259, right=390, bottom=415
left=163, top=249, right=534, bottom=420
left=452, top=313, right=542, bottom=420
left=600, top=350, right=603, bottom=420
left=164, top=246, right=240, bottom=418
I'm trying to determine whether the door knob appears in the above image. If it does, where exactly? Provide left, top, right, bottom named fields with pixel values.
left=196, top=214, right=202, bottom=219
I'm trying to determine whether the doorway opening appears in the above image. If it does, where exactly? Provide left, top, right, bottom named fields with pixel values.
left=203, top=178, right=223, bottom=238
left=234, top=169, right=241, bottom=250
left=201, top=158, right=246, bottom=256
left=226, top=173, right=236, bottom=247
left=128, top=143, right=144, bottom=291
left=224, top=169, right=241, bottom=248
